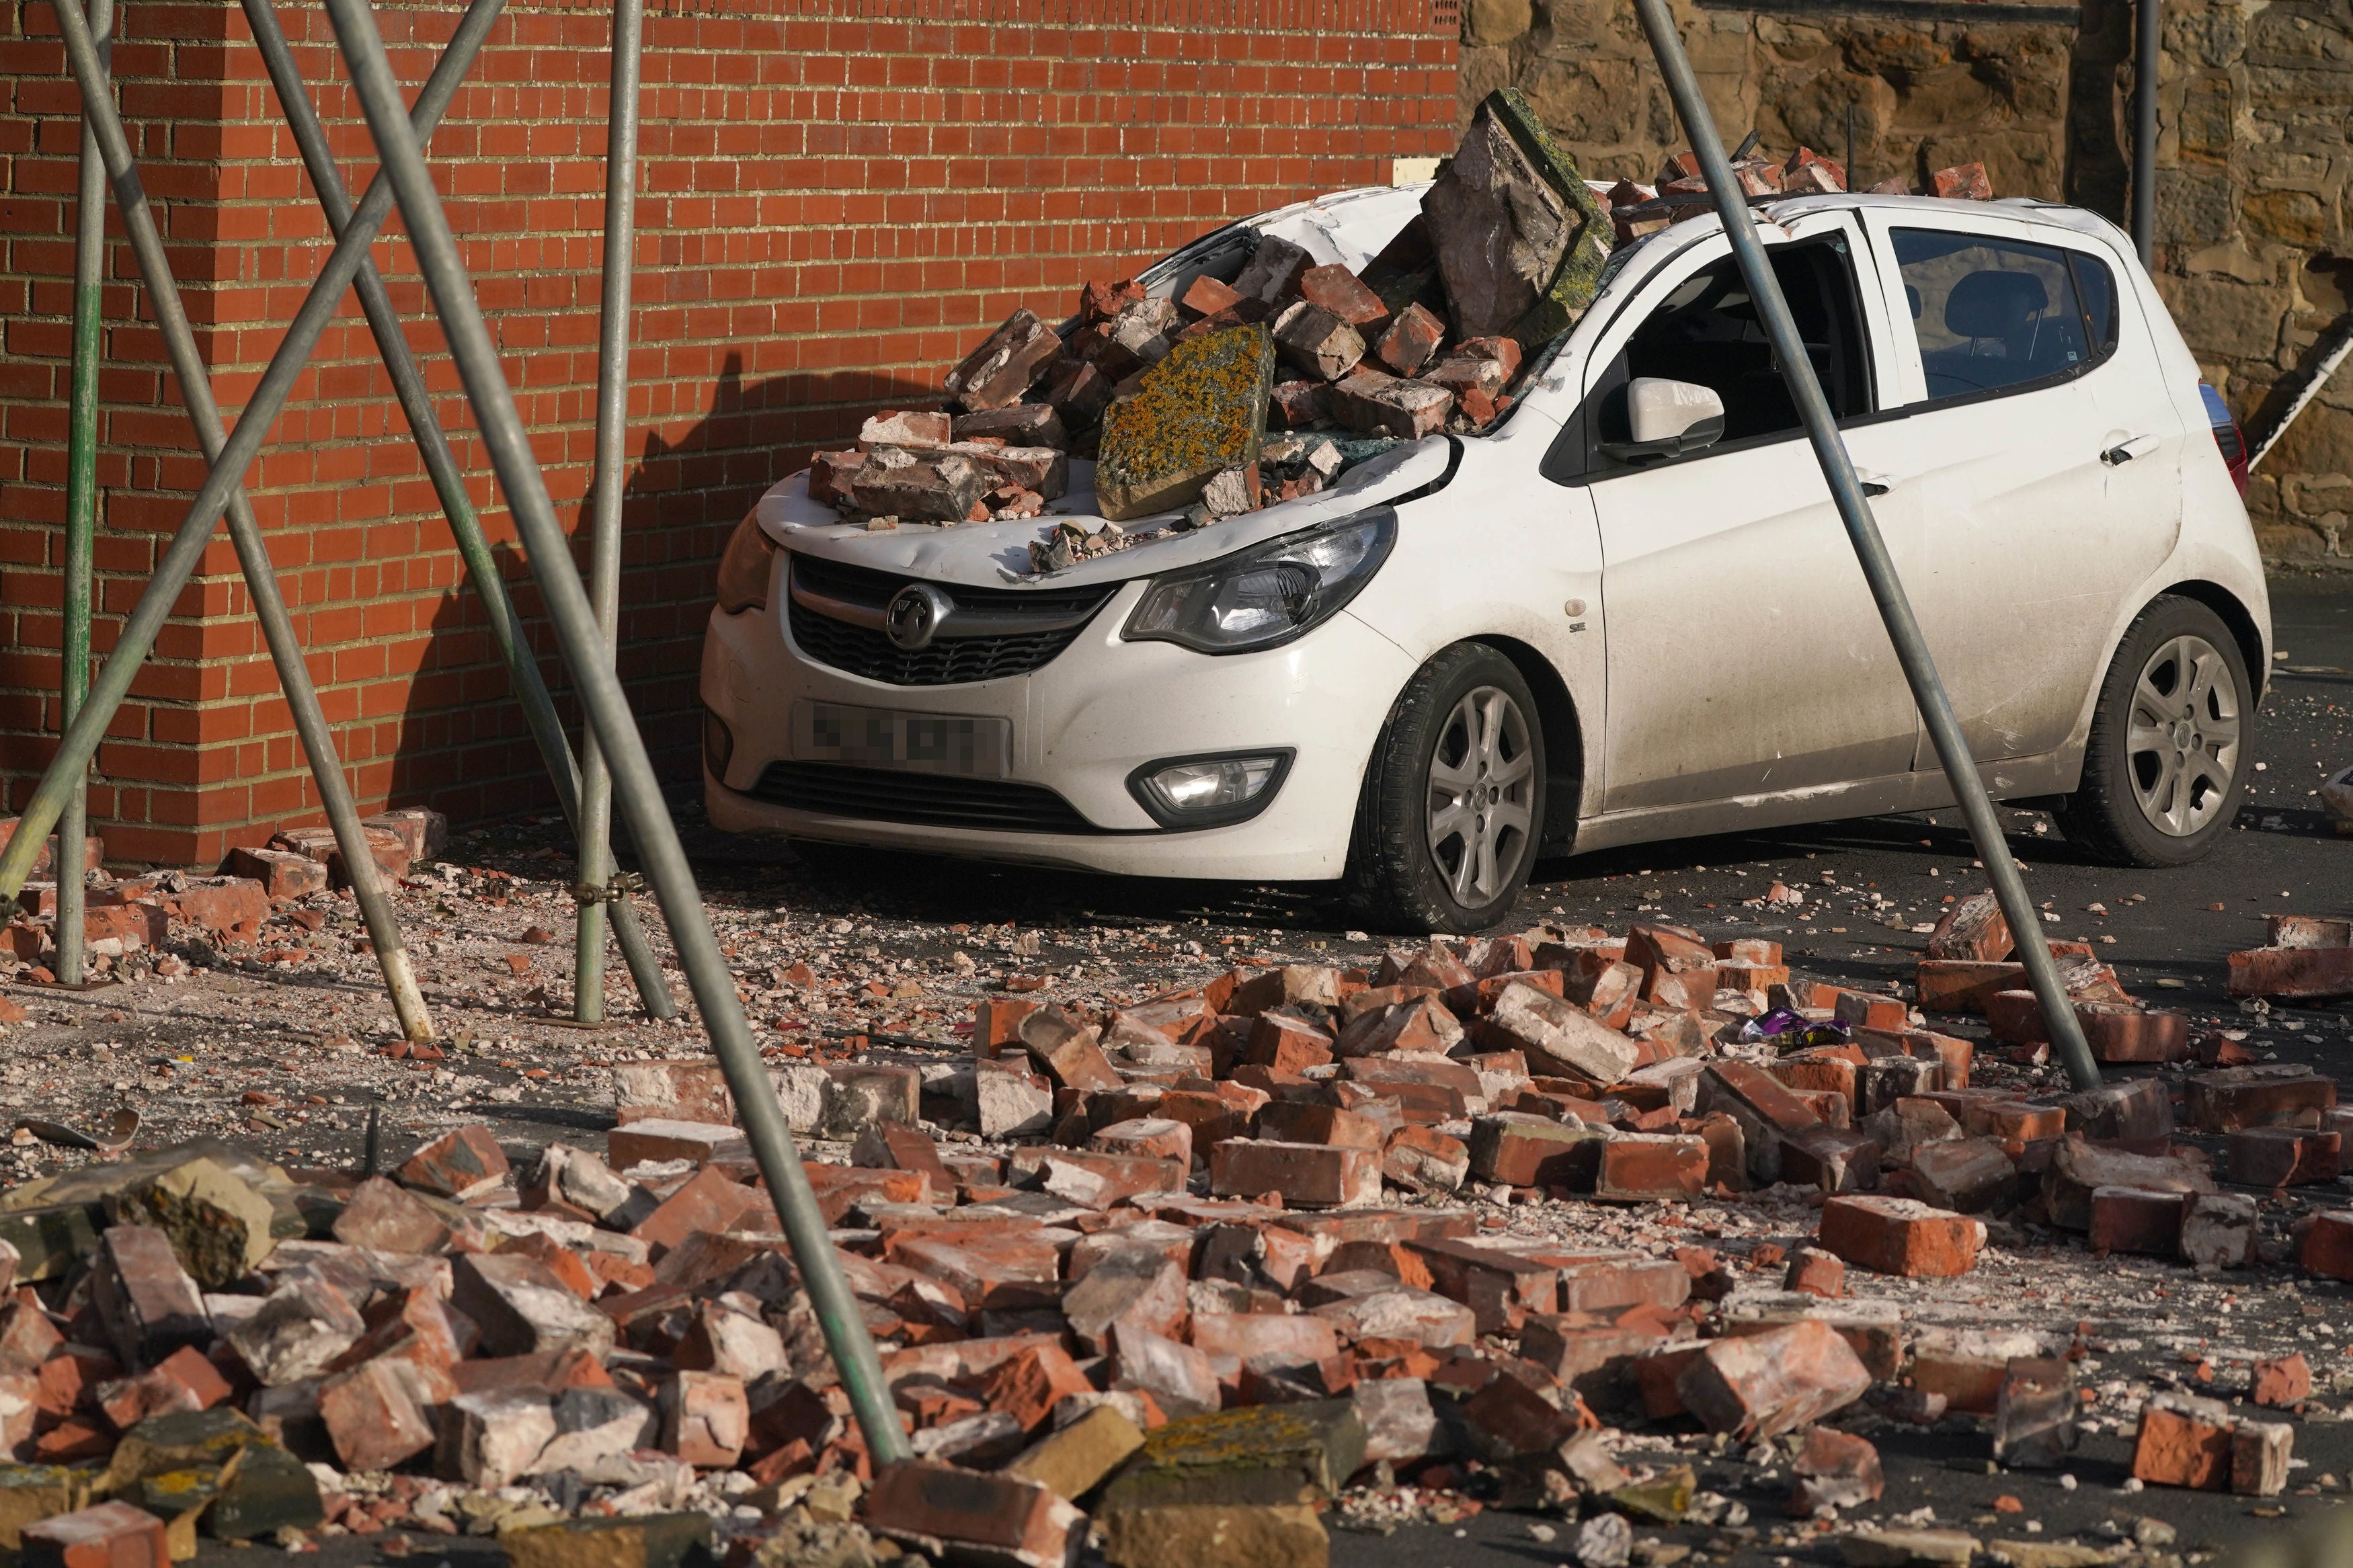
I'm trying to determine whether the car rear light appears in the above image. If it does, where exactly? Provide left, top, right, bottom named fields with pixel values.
left=2199, top=382, right=2249, bottom=497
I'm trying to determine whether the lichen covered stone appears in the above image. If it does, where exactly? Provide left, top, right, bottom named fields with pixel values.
left=1423, top=86, right=1609, bottom=347
left=1092, top=326, right=1274, bottom=522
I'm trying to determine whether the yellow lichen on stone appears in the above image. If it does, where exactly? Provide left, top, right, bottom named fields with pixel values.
left=1093, top=325, right=1273, bottom=521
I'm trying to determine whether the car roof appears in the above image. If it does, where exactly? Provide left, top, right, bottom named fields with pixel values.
left=1227, top=181, right=2132, bottom=261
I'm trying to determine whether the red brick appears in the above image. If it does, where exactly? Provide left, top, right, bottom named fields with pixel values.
left=397, top=1124, right=510, bottom=1202
left=865, top=1462, right=1075, bottom=1563
left=1925, top=891, right=2011, bottom=962
left=2300, top=1210, right=2353, bottom=1280
left=971, top=999, right=1039, bottom=1061
left=1789, top=1426, right=1883, bottom=1514
left=2186, top=1067, right=2337, bottom=1132
left=2088, top=1186, right=2187, bottom=1255
left=1817, top=1195, right=1984, bottom=1278
left=661, top=1370, right=748, bottom=1467
left=2132, top=1394, right=2233, bottom=1489
left=1784, top=1247, right=1844, bottom=1298
left=0, top=11, right=1458, bottom=864
left=1208, top=1139, right=1379, bottom=1209
left=217, top=846, right=326, bottom=903
left=319, top=1356, right=439, bottom=1472
left=978, top=1344, right=1094, bottom=1434
left=1593, top=1134, right=1708, bottom=1201
left=1676, top=1319, right=1870, bottom=1440
left=2226, top=944, right=2353, bottom=999
left=21, top=1503, right=167, bottom=1568
left=1382, top=1125, right=1469, bottom=1196
left=2227, top=1126, right=2341, bottom=1188
left=2252, top=1353, right=2311, bottom=1409
left=1374, top=302, right=1446, bottom=376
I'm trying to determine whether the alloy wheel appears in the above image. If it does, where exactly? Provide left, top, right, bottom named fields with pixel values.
left=1425, top=685, right=1536, bottom=908
left=2123, top=632, right=2241, bottom=837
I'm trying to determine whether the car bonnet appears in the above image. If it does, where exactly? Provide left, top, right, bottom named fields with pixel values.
left=755, top=435, right=1455, bottom=591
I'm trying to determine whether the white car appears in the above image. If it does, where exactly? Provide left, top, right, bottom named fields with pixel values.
left=700, top=185, right=2268, bottom=932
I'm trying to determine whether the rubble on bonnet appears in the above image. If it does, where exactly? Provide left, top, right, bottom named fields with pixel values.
left=803, top=88, right=2001, bottom=568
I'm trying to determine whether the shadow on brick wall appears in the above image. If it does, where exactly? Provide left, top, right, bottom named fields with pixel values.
left=381, top=354, right=944, bottom=833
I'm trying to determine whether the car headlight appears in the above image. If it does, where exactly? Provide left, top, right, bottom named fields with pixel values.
left=715, top=513, right=779, bottom=614
left=1121, top=507, right=1396, bottom=655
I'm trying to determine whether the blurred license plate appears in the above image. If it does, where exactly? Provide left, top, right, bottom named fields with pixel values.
left=792, top=702, right=1011, bottom=778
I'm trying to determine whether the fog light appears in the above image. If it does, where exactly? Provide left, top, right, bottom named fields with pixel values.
left=703, top=708, right=735, bottom=780
left=1127, top=751, right=1293, bottom=829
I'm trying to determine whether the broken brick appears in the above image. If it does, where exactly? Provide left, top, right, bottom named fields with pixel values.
left=1209, top=1141, right=1379, bottom=1209
left=397, top=1124, right=510, bottom=1203
left=2132, top=1393, right=2233, bottom=1489
left=2227, top=1126, right=2340, bottom=1187
left=944, top=310, right=1062, bottom=411
left=1676, top=1319, right=1870, bottom=1440
left=2251, top=1353, right=2311, bottom=1409
left=1816, top=1195, right=1983, bottom=1278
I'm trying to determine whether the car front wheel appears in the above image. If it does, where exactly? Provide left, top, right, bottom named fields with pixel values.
left=2056, top=595, right=2253, bottom=866
left=1348, top=644, right=1546, bottom=934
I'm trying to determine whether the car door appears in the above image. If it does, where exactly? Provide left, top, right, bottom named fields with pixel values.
left=1853, top=210, right=2185, bottom=768
left=1555, top=216, right=1923, bottom=815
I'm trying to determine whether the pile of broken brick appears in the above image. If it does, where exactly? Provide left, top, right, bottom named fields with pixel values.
left=1, top=888, right=2334, bottom=1568
left=0, top=809, right=440, bottom=987
left=804, top=86, right=2001, bottom=569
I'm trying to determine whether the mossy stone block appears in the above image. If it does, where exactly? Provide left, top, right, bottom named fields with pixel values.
left=1093, top=326, right=1273, bottom=522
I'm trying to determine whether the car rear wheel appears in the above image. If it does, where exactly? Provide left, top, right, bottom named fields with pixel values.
left=2056, top=595, right=2251, bottom=866
left=1347, top=645, right=1546, bottom=934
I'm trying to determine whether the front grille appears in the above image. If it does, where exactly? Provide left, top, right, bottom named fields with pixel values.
left=787, top=555, right=1117, bottom=687
left=748, top=762, right=1109, bottom=834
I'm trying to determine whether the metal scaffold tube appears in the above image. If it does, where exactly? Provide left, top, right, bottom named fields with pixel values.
left=575, top=0, right=645, bottom=1026
left=1630, top=0, right=2104, bottom=1091
left=56, top=0, right=112, bottom=990
left=319, top=0, right=911, bottom=1464
left=237, top=0, right=676, bottom=1021
left=0, top=0, right=517, bottom=1040
left=2134, top=0, right=2159, bottom=267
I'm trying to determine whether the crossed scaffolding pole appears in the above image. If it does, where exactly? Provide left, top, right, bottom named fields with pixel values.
left=31, top=0, right=907, bottom=1456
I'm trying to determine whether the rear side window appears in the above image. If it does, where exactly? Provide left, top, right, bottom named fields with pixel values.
left=1892, top=229, right=2119, bottom=403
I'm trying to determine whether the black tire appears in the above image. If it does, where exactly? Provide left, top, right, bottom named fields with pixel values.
left=1347, top=644, right=1546, bottom=934
left=2055, top=595, right=2253, bottom=867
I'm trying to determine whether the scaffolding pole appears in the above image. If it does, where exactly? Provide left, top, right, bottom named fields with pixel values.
left=575, top=0, right=645, bottom=1025
left=319, top=0, right=911, bottom=1464
left=237, top=0, right=676, bottom=1020
left=56, top=0, right=113, bottom=989
left=0, top=0, right=526, bottom=1042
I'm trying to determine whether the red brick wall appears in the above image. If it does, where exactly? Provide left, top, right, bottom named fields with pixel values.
left=0, top=0, right=1457, bottom=867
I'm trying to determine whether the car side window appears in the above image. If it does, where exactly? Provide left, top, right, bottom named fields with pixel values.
left=1542, top=237, right=1874, bottom=484
left=1892, top=229, right=2118, bottom=403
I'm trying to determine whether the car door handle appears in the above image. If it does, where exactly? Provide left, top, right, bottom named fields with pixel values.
left=2102, top=435, right=2160, bottom=465
left=1853, top=468, right=1892, bottom=498
left=1860, top=481, right=1889, bottom=497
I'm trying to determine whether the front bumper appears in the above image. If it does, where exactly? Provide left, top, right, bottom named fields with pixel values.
left=698, top=581, right=1417, bottom=880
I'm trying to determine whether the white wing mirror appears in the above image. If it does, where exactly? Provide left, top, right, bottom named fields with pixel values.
left=1602, top=376, right=1726, bottom=462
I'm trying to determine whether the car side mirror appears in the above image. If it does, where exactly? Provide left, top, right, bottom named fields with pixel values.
left=1599, top=377, right=1726, bottom=462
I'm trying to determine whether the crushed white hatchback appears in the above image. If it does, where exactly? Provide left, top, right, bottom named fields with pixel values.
left=700, top=186, right=2268, bottom=932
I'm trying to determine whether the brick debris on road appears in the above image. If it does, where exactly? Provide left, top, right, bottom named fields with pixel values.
left=0, top=585, right=2339, bottom=1568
